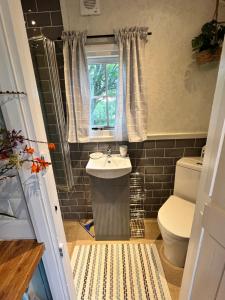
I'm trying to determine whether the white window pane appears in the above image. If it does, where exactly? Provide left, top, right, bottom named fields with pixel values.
left=91, top=97, right=107, bottom=127
left=107, top=63, right=119, bottom=97
left=88, top=64, right=106, bottom=97
left=88, top=58, right=119, bottom=129
left=108, top=96, right=117, bottom=127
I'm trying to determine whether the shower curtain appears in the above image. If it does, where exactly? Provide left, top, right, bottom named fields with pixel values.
left=62, top=31, right=90, bottom=143
left=115, top=27, right=148, bottom=142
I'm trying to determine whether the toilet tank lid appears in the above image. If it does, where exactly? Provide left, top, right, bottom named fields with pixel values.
left=177, top=157, right=202, bottom=172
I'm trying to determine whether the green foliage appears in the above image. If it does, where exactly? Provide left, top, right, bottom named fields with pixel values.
left=88, top=63, right=119, bottom=128
left=192, top=20, right=225, bottom=53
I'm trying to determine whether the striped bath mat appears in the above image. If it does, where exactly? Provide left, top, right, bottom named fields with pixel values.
left=71, top=243, right=171, bottom=300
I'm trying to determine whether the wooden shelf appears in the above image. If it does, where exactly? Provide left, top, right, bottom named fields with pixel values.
left=0, top=240, right=44, bottom=300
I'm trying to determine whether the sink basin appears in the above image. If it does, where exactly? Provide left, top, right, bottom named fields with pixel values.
left=86, top=154, right=132, bottom=179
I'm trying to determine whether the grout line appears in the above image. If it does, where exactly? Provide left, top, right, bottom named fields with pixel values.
left=35, top=0, right=38, bottom=12
left=194, top=138, right=197, bottom=147
left=26, top=10, right=61, bottom=14
left=49, top=12, right=53, bottom=26
left=26, top=25, right=63, bottom=29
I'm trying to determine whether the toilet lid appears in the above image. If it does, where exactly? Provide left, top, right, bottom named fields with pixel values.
left=158, top=195, right=195, bottom=239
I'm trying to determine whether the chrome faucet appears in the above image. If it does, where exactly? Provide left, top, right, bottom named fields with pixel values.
left=106, top=145, right=112, bottom=157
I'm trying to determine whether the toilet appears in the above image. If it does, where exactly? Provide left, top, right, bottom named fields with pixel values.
left=157, top=157, right=202, bottom=268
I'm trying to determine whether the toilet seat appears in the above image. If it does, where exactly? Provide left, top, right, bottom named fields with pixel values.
left=158, top=195, right=195, bottom=240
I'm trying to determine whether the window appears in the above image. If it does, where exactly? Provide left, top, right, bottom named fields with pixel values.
left=88, top=60, right=119, bottom=129
left=86, top=44, right=119, bottom=136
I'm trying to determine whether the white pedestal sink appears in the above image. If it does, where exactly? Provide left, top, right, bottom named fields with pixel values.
left=86, top=154, right=132, bottom=179
left=86, top=154, right=132, bottom=240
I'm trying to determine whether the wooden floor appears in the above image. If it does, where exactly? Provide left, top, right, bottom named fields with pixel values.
left=64, top=219, right=183, bottom=300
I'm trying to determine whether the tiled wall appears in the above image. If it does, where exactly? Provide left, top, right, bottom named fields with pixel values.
left=21, top=0, right=65, bottom=113
left=21, top=0, right=67, bottom=186
left=21, top=0, right=63, bottom=40
left=29, top=39, right=68, bottom=187
left=58, top=139, right=206, bottom=219
left=21, top=0, right=206, bottom=220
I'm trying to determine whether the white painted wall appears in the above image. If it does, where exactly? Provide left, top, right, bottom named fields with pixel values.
left=60, top=0, right=223, bottom=136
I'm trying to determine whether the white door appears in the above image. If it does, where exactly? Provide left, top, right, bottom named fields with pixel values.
left=180, top=41, right=225, bottom=299
left=190, top=123, right=225, bottom=299
left=0, top=1, right=76, bottom=299
left=0, top=8, right=34, bottom=239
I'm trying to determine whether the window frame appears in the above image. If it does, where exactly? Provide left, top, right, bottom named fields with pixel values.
left=85, top=44, right=120, bottom=141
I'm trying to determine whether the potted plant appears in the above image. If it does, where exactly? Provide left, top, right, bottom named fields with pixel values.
left=192, top=19, right=225, bottom=64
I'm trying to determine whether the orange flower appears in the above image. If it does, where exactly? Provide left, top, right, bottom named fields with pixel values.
left=35, top=157, right=49, bottom=170
left=48, top=143, right=56, bottom=151
left=31, top=162, right=40, bottom=173
left=40, top=160, right=49, bottom=169
left=25, top=147, right=34, bottom=155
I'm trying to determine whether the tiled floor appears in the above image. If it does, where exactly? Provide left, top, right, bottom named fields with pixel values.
left=64, top=219, right=183, bottom=300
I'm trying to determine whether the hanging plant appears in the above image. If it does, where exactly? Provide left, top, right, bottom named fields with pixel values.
left=192, top=0, right=225, bottom=64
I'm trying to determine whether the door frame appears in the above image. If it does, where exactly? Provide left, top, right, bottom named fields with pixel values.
left=179, top=41, right=225, bottom=299
left=0, top=0, right=75, bottom=299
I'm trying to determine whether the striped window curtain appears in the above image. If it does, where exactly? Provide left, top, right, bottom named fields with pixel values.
left=62, top=31, right=90, bottom=143
left=115, top=27, right=148, bottom=142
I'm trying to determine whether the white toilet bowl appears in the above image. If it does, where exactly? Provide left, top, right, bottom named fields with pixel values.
left=158, top=195, right=195, bottom=268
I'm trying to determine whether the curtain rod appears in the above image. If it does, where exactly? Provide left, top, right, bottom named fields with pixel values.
left=87, top=32, right=152, bottom=39
left=57, top=32, right=152, bottom=40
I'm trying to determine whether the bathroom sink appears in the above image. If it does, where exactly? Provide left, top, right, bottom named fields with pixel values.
left=86, top=154, right=132, bottom=179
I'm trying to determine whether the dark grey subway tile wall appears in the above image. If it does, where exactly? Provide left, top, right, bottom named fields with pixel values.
left=21, top=0, right=60, bottom=13
left=21, top=0, right=67, bottom=186
left=26, top=12, right=51, bottom=27
left=51, top=11, right=63, bottom=25
left=58, top=138, right=206, bottom=220
left=21, top=0, right=63, bottom=41
left=21, top=0, right=37, bottom=12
